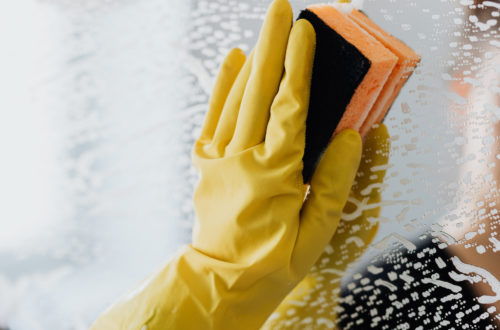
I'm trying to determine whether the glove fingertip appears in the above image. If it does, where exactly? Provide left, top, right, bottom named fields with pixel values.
left=322, top=129, right=362, bottom=170
left=309, top=128, right=362, bottom=203
left=224, top=48, right=246, bottom=72
left=272, top=0, right=293, bottom=22
left=293, top=18, right=316, bottom=42
left=335, top=128, right=362, bottom=148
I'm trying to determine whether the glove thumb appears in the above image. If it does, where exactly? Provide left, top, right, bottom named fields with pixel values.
left=291, top=129, right=362, bottom=275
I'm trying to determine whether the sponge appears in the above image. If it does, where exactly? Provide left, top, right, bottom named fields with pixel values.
left=298, top=9, right=371, bottom=183
left=307, top=5, right=398, bottom=133
left=299, top=4, right=417, bottom=183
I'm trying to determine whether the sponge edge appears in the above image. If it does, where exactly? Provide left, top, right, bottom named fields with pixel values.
left=298, top=9, right=370, bottom=183
left=308, top=5, right=398, bottom=134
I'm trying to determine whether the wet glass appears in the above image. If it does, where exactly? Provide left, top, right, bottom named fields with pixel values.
left=0, top=0, right=498, bottom=328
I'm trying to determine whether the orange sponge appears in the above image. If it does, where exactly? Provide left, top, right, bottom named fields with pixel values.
left=308, top=4, right=398, bottom=133
left=299, top=4, right=419, bottom=182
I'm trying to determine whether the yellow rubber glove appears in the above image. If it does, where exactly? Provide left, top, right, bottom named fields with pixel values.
left=91, top=0, right=362, bottom=329
left=263, top=124, right=391, bottom=329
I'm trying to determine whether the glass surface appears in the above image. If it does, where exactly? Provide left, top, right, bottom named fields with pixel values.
left=0, top=0, right=498, bottom=328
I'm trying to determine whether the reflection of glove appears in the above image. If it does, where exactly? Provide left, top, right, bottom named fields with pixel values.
left=91, top=0, right=362, bottom=329
left=263, top=124, right=391, bottom=329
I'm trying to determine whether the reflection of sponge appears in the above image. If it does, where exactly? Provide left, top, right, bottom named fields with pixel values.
left=299, top=5, right=418, bottom=183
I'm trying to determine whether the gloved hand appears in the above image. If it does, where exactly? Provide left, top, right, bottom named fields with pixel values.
left=263, top=124, right=391, bottom=329
left=91, top=0, right=362, bottom=329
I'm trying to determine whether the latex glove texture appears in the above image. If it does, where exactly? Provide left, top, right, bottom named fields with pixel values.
left=92, top=0, right=362, bottom=329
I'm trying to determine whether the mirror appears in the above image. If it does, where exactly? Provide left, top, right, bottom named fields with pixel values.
left=0, top=0, right=498, bottom=328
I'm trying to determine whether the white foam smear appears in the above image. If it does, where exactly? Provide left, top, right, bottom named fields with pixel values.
left=450, top=256, right=500, bottom=304
left=329, top=0, right=365, bottom=14
left=483, top=1, right=500, bottom=10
